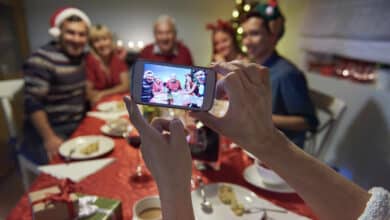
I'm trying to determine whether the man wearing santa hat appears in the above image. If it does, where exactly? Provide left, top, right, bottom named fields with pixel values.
left=22, top=7, right=91, bottom=164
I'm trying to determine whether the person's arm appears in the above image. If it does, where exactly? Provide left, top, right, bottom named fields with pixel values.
left=274, top=71, right=318, bottom=132
left=272, top=114, right=309, bottom=131
left=185, top=82, right=197, bottom=94
left=30, top=111, right=63, bottom=158
left=86, top=80, right=99, bottom=102
left=124, top=97, right=195, bottom=220
left=24, top=59, right=63, bottom=158
left=97, top=72, right=129, bottom=97
left=87, top=73, right=129, bottom=105
left=255, top=130, right=369, bottom=220
left=191, top=62, right=370, bottom=220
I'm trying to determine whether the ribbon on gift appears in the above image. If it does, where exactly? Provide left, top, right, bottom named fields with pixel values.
left=31, top=178, right=79, bottom=219
left=78, top=196, right=117, bottom=220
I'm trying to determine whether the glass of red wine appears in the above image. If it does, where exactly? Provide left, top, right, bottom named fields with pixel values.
left=123, top=133, right=151, bottom=184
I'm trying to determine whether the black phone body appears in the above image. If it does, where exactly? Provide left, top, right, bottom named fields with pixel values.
left=131, top=59, right=216, bottom=111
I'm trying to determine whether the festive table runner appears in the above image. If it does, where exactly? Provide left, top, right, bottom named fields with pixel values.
left=7, top=94, right=318, bottom=220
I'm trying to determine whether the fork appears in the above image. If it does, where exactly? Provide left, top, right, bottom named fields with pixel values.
left=261, top=210, right=268, bottom=220
left=65, top=148, right=76, bottom=163
left=245, top=207, right=287, bottom=214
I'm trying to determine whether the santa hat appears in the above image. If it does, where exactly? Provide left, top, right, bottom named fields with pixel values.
left=48, top=7, right=91, bottom=38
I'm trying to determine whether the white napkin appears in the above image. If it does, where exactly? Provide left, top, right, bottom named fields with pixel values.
left=38, top=158, right=115, bottom=182
left=87, top=111, right=128, bottom=121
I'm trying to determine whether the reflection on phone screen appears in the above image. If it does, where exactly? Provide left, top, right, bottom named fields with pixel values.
left=141, top=63, right=207, bottom=109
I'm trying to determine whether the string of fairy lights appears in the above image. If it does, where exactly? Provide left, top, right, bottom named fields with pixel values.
left=114, top=0, right=268, bottom=52
left=231, top=0, right=265, bottom=53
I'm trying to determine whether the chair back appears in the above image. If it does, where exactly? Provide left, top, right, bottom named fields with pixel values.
left=305, top=89, right=346, bottom=158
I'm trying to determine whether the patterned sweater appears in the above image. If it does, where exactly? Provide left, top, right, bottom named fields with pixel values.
left=24, top=41, right=87, bottom=126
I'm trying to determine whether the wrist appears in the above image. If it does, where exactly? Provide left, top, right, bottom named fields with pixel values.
left=158, top=183, right=194, bottom=220
left=250, top=127, right=288, bottom=158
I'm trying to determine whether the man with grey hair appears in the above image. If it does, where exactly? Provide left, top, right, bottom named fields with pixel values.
left=139, top=15, right=194, bottom=65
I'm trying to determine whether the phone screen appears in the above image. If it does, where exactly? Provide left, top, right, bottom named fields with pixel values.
left=141, top=63, right=208, bottom=109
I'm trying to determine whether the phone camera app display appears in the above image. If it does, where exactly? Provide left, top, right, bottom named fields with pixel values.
left=142, top=63, right=207, bottom=108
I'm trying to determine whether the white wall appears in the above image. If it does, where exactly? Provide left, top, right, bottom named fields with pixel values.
left=307, top=73, right=390, bottom=189
left=23, top=0, right=235, bottom=66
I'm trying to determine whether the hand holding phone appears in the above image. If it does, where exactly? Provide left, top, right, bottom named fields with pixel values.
left=131, top=59, right=216, bottom=111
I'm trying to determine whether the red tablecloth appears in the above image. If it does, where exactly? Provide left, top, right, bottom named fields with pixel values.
left=7, top=95, right=318, bottom=220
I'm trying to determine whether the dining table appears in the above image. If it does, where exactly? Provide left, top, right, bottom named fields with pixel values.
left=6, top=94, right=318, bottom=220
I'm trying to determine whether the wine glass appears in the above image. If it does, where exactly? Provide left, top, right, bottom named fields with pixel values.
left=123, top=133, right=151, bottom=184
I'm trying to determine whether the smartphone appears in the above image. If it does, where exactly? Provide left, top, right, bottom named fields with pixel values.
left=131, top=59, right=216, bottom=111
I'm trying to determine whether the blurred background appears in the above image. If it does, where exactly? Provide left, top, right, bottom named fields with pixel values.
left=0, top=0, right=389, bottom=218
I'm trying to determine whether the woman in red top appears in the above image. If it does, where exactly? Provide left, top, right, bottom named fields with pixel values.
left=152, top=78, right=164, bottom=93
left=86, top=25, right=129, bottom=105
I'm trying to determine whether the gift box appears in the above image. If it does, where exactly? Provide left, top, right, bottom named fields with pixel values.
left=77, top=194, right=122, bottom=220
left=28, top=180, right=79, bottom=220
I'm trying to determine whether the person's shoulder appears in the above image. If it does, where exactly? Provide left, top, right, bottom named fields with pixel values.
left=26, top=41, right=69, bottom=66
left=85, top=52, right=96, bottom=62
left=140, top=43, right=154, bottom=54
left=177, top=41, right=191, bottom=52
left=85, top=52, right=100, bottom=68
left=272, top=55, right=304, bottom=81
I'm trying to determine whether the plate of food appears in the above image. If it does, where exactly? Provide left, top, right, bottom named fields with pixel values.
left=59, top=135, right=115, bottom=160
left=191, top=182, right=268, bottom=220
left=97, top=101, right=127, bottom=112
left=100, top=118, right=133, bottom=137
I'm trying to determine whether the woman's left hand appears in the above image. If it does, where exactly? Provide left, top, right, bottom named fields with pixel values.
left=123, top=96, right=192, bottom=193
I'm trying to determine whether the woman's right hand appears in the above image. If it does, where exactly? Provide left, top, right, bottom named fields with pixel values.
left=191, top=61, right=279, bottom=156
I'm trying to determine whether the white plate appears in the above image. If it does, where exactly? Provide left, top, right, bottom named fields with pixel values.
left=100, top=124, right=133, bottom=137
left=59, top=135, right=115, bottom=160
left=243, top=164, right=295, bottom=194
left=191, top=182, right=264, bottom=220
left=97, top=101, right=127, bottom=112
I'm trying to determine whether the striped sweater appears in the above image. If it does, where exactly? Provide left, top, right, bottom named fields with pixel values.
left=24, top=41, right=87, bottom=126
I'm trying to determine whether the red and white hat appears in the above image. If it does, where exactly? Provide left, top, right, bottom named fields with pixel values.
left=48, top=7, right=91, bottom=38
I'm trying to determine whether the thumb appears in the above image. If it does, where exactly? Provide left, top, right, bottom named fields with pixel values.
left=169, top=119, right=187, bottom=148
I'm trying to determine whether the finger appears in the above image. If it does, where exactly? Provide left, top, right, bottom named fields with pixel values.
left=169, top=119, right=188, bottom=147
left=212, top=62, right=238, bottom=76
left=225, top=72, right=247, bottom=105
left=214, top=73, right=243, bottom=103
left=162, top=133, right=170, bottom=142
left=258, top=66, right=271, bottom=89
left=229, top=62, right=252, bottom=86
left=214, top=79, right=227, bottom=99
left=229, top=61, right=265, bottom=86
left=151, top=118, right=171, bottom=133
left=247, top=64, right=270, bottom=87
left=123, top=96, right=149, bottom=131
left=189, top=111, right=224, bottom=134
